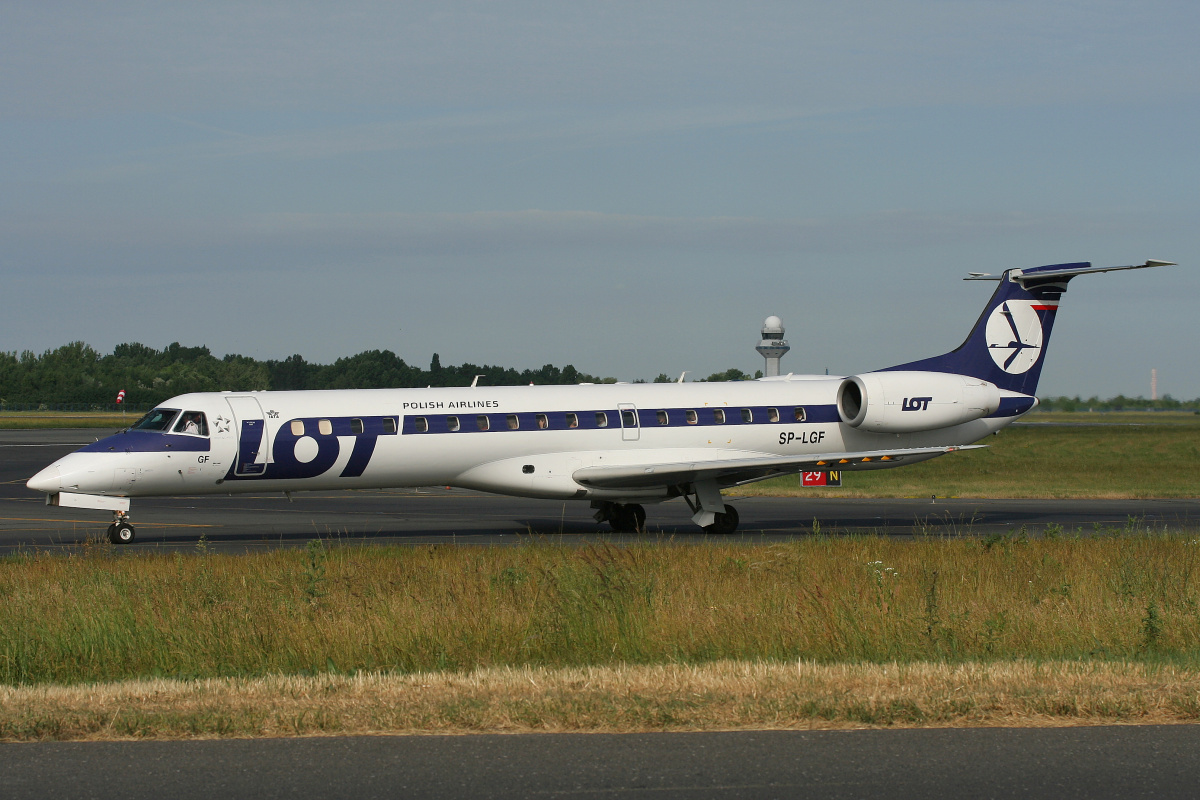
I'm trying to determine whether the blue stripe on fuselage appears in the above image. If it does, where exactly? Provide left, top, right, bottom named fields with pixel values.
left=401, top=404, right=842, bottom=434
left=79, top=430, right=212, bottom=453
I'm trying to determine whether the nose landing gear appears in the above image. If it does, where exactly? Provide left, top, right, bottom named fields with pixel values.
left=107, top=511, right=136, bottom=544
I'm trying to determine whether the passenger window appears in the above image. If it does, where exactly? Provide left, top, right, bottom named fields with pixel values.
left=741, top=409, right=753, bottom=423
left=622, top=410, right=637, bottom=427
left=319, top=419, right=333, bottom=436
left=290, top=420, right=305, bottom=436
left=686, top=409, right=698, bottom=425
left=656, top=410, right=668, bottom=426
left=566, top=413, right=579, bottom=429
left=506, top=414, right=519, bottom=430
left=414, top=417, right=428, bottom=433
left=768, top=407, right=780, bottom=423
left=447, top=416, right=461, bottom=432
left=595, top=412, right=608, bottom=428
left=351, top=418, right=364, bottom=434
left=793, top=407, right=806, bottom=422
left=713, top=409, right=725, bottom=424
left=477, top=415, right=490, bottom=431
left=174, top=411, right=208, bottom=436
left=382, top=417, right=397, bottom=433
left=536, top=413, right=548, bottom=429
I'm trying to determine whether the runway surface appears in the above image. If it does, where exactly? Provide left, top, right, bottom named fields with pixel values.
left=3, top=429, right=1198, bottom=553
left=8, top=726, right=1200, bottom=799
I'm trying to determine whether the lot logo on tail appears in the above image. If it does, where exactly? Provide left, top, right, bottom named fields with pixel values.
left=985, top=300, right=1055, bottom=374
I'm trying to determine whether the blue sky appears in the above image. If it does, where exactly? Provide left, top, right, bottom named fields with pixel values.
left=3, top=1, right=1198, bottom=398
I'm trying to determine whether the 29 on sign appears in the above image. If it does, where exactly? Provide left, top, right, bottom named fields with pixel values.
left=802, top=471, right=842, bottom=487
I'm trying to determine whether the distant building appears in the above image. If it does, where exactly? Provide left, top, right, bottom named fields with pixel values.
left=756, top=316, right=790, bottom=377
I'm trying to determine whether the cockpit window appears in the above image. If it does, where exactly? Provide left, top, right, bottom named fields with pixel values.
left=132, top=408, right=180, bottom=431
left=174, top=411, right=209, bottom=436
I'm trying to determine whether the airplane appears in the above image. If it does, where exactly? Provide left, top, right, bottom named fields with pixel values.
left=27, top=259, right=1179, bottom=544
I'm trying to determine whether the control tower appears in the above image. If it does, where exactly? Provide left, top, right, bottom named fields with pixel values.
left=756, top=315, right=790, bottom=377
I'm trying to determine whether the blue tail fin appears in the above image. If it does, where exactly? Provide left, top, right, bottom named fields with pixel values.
left=884, top=259, right=1177, bottom=395
left=883, top=263, right=1087, bottom=395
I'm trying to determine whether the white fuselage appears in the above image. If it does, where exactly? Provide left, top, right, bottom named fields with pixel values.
left=29, top=376, right=1023, bottom=503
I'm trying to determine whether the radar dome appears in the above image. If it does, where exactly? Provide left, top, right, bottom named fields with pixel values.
left=763, top=315, right=783, bottom=331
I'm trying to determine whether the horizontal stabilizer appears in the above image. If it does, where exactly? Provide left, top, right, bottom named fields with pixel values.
left=571, top=445, right=985, bottom=491
left=965, top=260, right=1177, bottom=281
left=895, top=258, right=1181, bottom=396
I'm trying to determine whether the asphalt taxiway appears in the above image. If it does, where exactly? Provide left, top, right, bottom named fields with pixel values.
left=8, top=726, right=1200, bottom=799
left=2, top=429, right=1197, bottom=553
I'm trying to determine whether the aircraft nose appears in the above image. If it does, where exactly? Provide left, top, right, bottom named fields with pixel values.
left=27, top=464, right=62, bottom=493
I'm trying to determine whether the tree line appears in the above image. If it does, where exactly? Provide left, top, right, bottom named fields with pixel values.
left=6, top=341, right=1189, bottom=412
left=1036, top=395, right=1200, bottom=412
left=0, top=341, right=767, bottom=410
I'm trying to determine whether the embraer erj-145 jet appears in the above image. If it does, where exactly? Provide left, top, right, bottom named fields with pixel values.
left=28, top=260, right=1178, bottom=544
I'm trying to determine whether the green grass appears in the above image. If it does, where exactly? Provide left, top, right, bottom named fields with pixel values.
left=0, top=412, right=129, bottom=429
left=4, top=531, right=1200, bottom=688
left=742, top=412, right=1200, bottom=498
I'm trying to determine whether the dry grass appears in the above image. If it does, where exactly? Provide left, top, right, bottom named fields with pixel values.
left=4, top=660, right=1200, bottom=741
left=7, top=530, right=1200, bottom=740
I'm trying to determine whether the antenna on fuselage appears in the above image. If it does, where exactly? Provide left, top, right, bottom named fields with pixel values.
left=471, top=375, right=483, bottom=388
left=677, top=371, right=687, bottom=383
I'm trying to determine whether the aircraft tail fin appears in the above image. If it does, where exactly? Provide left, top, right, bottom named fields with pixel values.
left=883, top=260, right=1177, bottom=396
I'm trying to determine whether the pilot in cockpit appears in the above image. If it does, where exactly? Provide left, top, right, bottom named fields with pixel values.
left=174, top=412, right=208, bottom=436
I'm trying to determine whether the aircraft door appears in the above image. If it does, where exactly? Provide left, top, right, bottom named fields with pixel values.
left=619, top=403, right=640, bottom=441
left=226, top=396, right=268, bottom=476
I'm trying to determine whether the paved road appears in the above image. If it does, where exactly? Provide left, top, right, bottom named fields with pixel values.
left=3, top=429, right=1197, bottom=553
left=7, top=726, right=1200, bottom=799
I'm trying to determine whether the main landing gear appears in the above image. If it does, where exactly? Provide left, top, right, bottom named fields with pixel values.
left=682, top=480, right=741, bottom=535
left=593, top=501, right=646, bottom=533
left=106, top=511, right=136, bottom=544
left=703, top=505, right=739, bottom=536
left=592, top=491, right=741, bottom=535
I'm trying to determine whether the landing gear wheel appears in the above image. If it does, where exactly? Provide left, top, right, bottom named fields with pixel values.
left=703, top=505, right=739, bottom=535
left=608, top=503, right=646, bottom=533
left=626, top=504, right=646, bottom=533
left=108, top=521, right=136, bottom=544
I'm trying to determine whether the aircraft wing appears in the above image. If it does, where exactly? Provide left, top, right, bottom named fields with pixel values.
left=571, top=445, right=986, bottom=490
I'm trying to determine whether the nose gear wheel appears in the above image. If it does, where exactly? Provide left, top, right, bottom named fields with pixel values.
left=107, top=511, right=136, bottom=544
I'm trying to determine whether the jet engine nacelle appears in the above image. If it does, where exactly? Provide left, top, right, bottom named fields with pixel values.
left=836, top=371, right=1002, bottom=433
